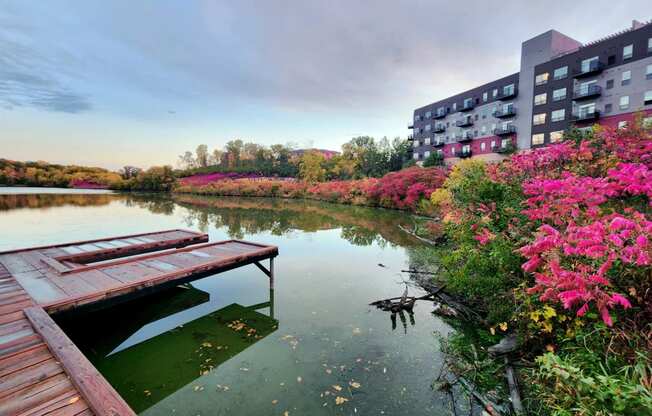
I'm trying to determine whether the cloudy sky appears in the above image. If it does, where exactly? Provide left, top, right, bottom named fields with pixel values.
left=1, top=1, right=649, bottom=169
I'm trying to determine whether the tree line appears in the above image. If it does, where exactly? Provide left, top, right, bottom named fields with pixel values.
left=176, top=136, right=413, bottom=182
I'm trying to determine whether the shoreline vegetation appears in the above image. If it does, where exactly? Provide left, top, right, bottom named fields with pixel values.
left=3, top=122, right=652, bottom=414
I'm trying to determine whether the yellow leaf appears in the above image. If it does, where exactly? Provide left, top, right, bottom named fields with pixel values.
left=335, top=396, right=349, bottom=405
left=499, top=322, right=508, bottom=331
left=272, top=400, right=278, bottom=405
left=349, top=381, right=361, bottom=389
left=332, top=385, right=342, bottom=391
left=68, top=397, right=80, bottom=404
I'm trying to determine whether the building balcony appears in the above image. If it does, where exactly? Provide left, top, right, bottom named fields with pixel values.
left=433, top=111, right=447, bottom=119
left=457, top=132, right=474, bottom=143
left=493, top=107, right=516, bottom=118
left=493, top=125, right=517, bottom=136
left=497, top=87, right=518, bottom=100
left=572, top=109, right=600, bottom=121
left=459, top=102, right=475, bottom=112
left=573, top=85, right=602, bottom=101
left=408, top=123, right=414, bottom=129
left=432, top=125, right=446, bottom=133
left=460, top=149, right=473, bottom=158
left=456, top=117, right=473, bottom=127
left=407, top=135, right=414, bottom=141
left=573, top=61, right=605, bottom=79
left=433, top=140, right=445, bottom=147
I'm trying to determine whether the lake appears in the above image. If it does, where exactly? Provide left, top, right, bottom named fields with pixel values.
left=0, top=190, right=459, bottom=415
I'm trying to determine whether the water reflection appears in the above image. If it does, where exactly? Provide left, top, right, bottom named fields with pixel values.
left=0, top=192, right=421, bottom=248
left=2, top=190, right=458, bottom=415
left=57, top=284, right=277, bottom=413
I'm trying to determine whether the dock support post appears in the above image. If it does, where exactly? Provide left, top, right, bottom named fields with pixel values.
left=269, top=257, right=274, bottom=289
left=254, top=257, right=276, bottom=289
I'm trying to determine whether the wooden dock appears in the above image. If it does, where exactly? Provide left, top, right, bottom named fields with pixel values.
left=0, top=229, right=278, bottom=416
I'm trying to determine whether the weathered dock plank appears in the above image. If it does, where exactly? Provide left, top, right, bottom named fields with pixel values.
left=0, top=230, right=278, bottom=416
left=24, top=306, right=135, bottom=416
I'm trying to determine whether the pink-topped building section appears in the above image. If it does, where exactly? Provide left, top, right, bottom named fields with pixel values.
left=409, top=20, right=652, bottom=165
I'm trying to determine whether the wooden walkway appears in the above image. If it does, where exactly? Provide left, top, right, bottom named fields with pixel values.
left=0, top=230, right=278, bottom=416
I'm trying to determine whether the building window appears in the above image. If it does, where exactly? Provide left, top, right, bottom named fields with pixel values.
left=481, top=125, right=486, bottom=135
left=553, top=66, right=568, bottom=80
left=533, top=113, right=547, bottom=126
left=425, top=137, right=431, bottom=145
left=424, top=150, right=430, bottom=158
left=649, top=38, right=652, bottom=52
left=480, top=142, right=486, bottom=151
left=490, top=140, right=496, bottom=148
left=646, top=64, right=652, bottom=80
left=462, top=144, right=471, bottom=153
left=623, top=44, right=633, bottom=60
left=413, top=153, right=419, bottom=160
left=606, top=79, right=614, bottom=89
left=608, top=55, right=616, bottom=65
left=551, top=109, right=565, bottom=122
left=619, top=95, right=630, bottom=110
left=501, top=138, right=510, bottom=148
left=550, top=131, right=564, bottom=143
left=534, top=93, right=547, bottom=106
left=532, top=133, right=545, bottom=145
left=451, top=147, right=456, bottom=156
left=581, top=56, right=599, bottom=73
left=618, top=121, right=628, bottom=130
left=425, top=111, right=431, bottom=118
left=645, top=91, right=652, bottom=106
left=483, top=92, right=488, bottom=102
left=535, top=72, right=549, bottom=86
left=452, top=103, right=457, bottom=111
left=552, top=88, right=567, bottom=101
left=622, top=70, right=631, bottom=86
left=425, top=124, right=431, bottom=131
left=503, top=84, right=515, bottom=96
left=492, top=88, right=498, bottom=98
left=604, top=103, right=612, bottom=113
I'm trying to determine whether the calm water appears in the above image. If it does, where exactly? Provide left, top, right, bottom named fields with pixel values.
left=0, top=190, right=456, bottom=415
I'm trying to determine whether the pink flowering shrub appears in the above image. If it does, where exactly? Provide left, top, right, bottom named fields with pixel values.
left=503, top=127, right=652, bottom=326
left=367, top=167, right=447, bottom=210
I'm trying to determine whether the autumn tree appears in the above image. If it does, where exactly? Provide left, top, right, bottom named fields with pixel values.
left=299, top=151, right=327, bottom=182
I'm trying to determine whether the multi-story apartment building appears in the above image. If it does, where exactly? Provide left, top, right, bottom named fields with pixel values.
left=409, top=20, right=652, bottom=164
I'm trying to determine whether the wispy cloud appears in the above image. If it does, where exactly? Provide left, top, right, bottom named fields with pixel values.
left=0, top=16, right=92, bottom=113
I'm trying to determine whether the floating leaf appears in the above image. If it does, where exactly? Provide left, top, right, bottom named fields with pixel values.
left=272, top=400, right=278, bottom=405
left=335, top=396, right=349, bottom=405
left=349, top=381, right=361, bottom=389
left=332, top=384, right=342, bottom=391
left=68, top=397, right=80, bottom=404
left=297, top=376, right=302, bottom=383
left=201, top=342, right=212, bottom=348
left=325, top=368, right=332, bottom=374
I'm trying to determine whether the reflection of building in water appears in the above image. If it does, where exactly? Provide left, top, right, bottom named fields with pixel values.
left=57, top=285, right=277, bottom=413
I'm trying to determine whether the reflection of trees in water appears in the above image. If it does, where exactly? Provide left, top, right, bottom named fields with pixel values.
left=0, top=193, right=118, bottom=210
left=0, top=192, right=421, bottom=249
left=172, top=195, right=417, bottom=248
left=123, top=194, right=176, bottom=215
